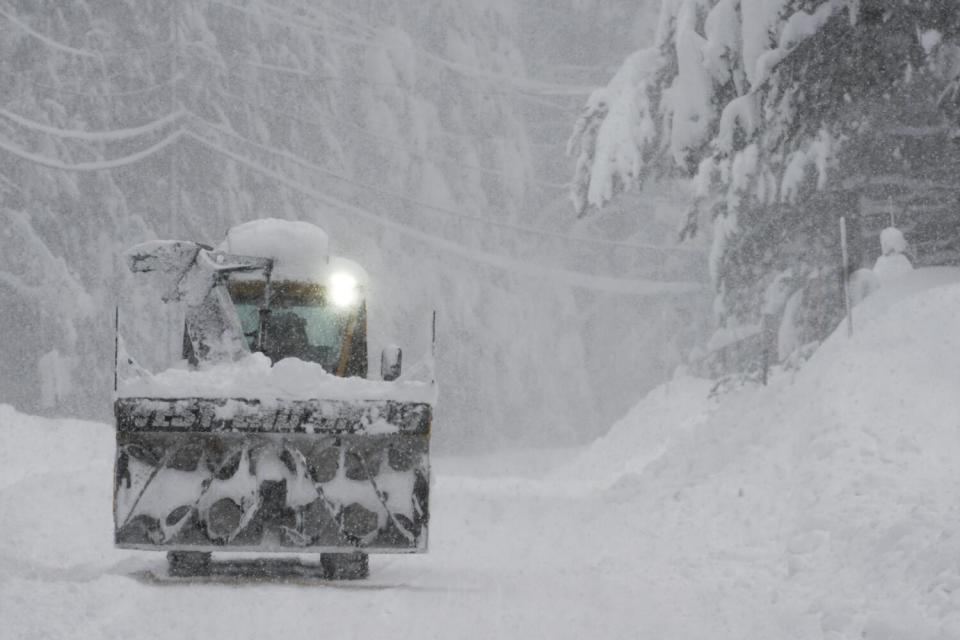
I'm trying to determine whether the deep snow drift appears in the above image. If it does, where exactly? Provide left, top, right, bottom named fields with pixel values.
left=118, top=352, right=435, bottom=404
left=2, top=268, right=958, bottom=639
left=572, top=267, right=960, bottom=638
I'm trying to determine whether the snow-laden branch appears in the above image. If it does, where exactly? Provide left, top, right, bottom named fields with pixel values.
left=0, top=8, right=100, bottom=59
left=0, top=130, right=183, bottom=171
left=0, top=210, right=96, bottom=316
left=186, top=130, right=702, bottom=295
left=0, top=109, right=186, bottom=142
left=569, top=0, right=855, bottom=218
left=567, top=47, right=665, bottom=214
left=752, top=0, right=846, bottom=89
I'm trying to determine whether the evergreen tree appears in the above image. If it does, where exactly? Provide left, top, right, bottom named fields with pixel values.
left=570, top=0, right=960, bottom=367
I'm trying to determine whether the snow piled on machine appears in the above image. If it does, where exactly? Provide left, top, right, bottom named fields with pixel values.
left=118, top=352, right=435, bottom=404
left=220, top=218, right=330, bottom=281
left=575, top=267, right=960, bottom=638
left=216, top=219, right=370, bottom=293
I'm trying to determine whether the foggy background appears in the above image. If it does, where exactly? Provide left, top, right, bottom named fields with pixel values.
left=0, top=0, right=708, bottom=453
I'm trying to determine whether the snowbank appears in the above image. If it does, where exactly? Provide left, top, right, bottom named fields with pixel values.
left=117, top=352, right=436, bottom=404
left=577, top=267, right=960, bottom=637
left=570, top=374, right=714, bottom=488
left=0, top=404, right=111, bottom=492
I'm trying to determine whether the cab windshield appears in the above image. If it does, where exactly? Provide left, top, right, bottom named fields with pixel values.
left=227, top=279, right=358, bottom=372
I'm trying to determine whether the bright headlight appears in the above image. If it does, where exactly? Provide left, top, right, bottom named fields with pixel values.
left=328, top=272, right=359, bottom=307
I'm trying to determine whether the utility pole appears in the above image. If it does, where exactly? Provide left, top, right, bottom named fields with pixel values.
left=840, top=216, right=853, bottom=337
left=166, top=0, right=181, bottom=360
left=168, top=0, right=180, bottom=236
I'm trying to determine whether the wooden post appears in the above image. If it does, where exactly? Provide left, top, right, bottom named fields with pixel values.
left=168, top=0, right=180, bottom=235
left=760, top=314, right=772, bottom=385
left=840, top=216, right=853, bottom=337
left=114, top=305, right=119, bottom=392
left=430, top=310, right=437, bottom=385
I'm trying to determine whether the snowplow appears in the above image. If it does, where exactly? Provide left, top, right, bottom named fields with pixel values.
left=113, top=219, right=433, bottom=579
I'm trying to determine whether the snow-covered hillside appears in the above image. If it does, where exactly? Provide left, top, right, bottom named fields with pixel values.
left=2, top=268, right=957, bottom=639
left=573, top=267, right=960, bottom=638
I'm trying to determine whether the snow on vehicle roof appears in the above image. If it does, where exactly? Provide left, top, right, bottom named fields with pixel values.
left=220, top=218, right=370, bottom=285
left=117, top=352, right=435, bottom=404
left=220, top=218, right=330, bottom=281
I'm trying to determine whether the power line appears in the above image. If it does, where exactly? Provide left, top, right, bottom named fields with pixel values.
left=85, top=75, right=182, bottom=98
left=2, top=58, right=563, bottom=192
left=196, top=116, right=527, bottom=218
left=215, top=87, right=568, bottom=190
left=191, top=33, right=583, bottom=125
left=0, top=7, right=100, bottom=59
left=0, top=67, right=181, bottom=102
left=298, top=0, right=378, bottom=37
left=0, top=129, right=182, bottom=171
left=2, top=6, right=574, bottom=141
left=254, top=0, right=377, bottom=37
left=0, top=6, right=697, bottom=266
left=0, top=7, right=177, bottom=61
left=97, top=39, right=177, bottom=56
left=99, top=75, right=183, bottom=97
left=210, top=0, right=594, bottom=97
left=205, top=46, right=574, bottom=113
left=185, top=128, right=701, bottom=295
left=0, top=121, right=698, bottom=287
left=242, top=59, right=313, bottom=77
left=243, top=0, right=377, bottom=43
left=0, top=108, right=185, bottom=141
left=206, top=56, right=581, bottom=160
left=2, top=1, right=586, bottom=116
left=193, top=114, right=697, bottom=254
left=0, top=108, right=695, bottom=266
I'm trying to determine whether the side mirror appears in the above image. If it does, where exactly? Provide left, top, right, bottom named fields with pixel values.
left=381, top=346, right=402, bottom=381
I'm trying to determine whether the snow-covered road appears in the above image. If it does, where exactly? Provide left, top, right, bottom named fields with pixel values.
left=0, top=411, right=784, bottom=640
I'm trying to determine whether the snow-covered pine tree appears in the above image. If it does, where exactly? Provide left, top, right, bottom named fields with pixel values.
left=570, top=0, right=960, bottom=370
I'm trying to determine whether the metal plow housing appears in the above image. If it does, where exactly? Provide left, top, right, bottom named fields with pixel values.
left=114, top=396, right=430, bottom=553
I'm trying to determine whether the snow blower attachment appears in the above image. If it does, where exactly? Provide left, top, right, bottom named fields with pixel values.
left=114, top=220, right=433, bottom=579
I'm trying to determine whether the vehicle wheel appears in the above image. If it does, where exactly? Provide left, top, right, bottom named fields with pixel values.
left=167, top=550, right=212, bottom=577
left=320, top=551, right=369, bottom=580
